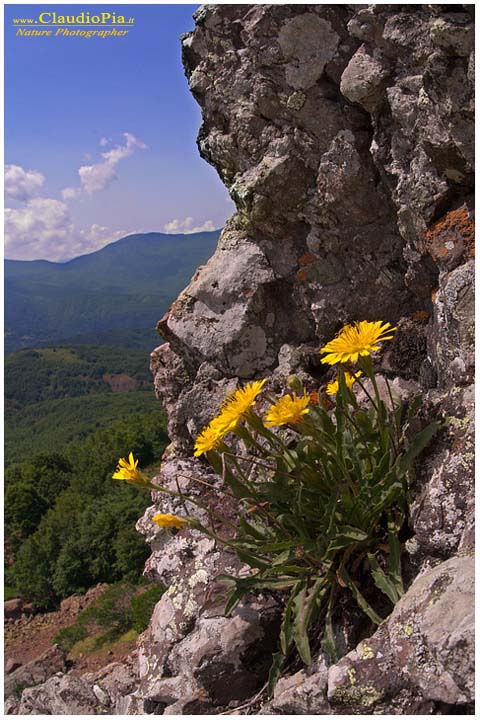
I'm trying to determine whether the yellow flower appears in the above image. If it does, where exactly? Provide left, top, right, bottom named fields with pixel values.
left=264, top=392, right=310, bottom=427
left=326, top=371, right=362, bottom=396
left=152, top=513, right=189, bottom=530
left=194, top=379, right=267, bottom=456
left=112, top=452, right=145, bottom=485
left=320, top=321, right=396, bottom=365
left=194, top=419, right=226, bottom=457
left=220, top=379, right=267, bottom=425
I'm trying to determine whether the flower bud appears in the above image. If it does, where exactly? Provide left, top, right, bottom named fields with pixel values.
left=287, top=374, right=303, bottom=391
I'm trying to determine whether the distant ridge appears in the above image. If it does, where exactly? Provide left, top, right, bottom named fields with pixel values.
left=5, top=230, right=221, bottom=353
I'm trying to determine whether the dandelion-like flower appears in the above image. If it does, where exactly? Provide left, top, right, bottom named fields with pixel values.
left=194, top=379, right=267, bottom=456
left=220, top=379, right=267, bottom=425
left=264, top=392, right=310, bottom=427
left=152, top=513, right=189, bottom=530
left=320, top=321, right=396, bottom=365
left=194, top=419, right=226, bottom=457
left=112, top=452, right=145, bottom=485
left=326, top=371, right=362, bottom=396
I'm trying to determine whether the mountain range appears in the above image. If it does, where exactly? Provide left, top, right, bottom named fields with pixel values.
left=4, top=230, right=220, bottom=354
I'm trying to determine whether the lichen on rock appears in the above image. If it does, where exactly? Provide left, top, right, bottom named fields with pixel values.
left=11, top=4, right=474, bottom=715
left=144, top=4, right=474, bottom=715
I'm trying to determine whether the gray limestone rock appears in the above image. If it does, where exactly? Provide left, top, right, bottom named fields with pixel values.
left=17, top=674, right=99, bottom=715
left=327, top=554, right=474, bottom=712
left=143, top=4, right=474, bottom=716
left=4, top=645, right=66, bottom=700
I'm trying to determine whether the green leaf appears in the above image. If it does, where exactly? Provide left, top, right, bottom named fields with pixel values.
left=271, top=549, right=293, bottom=566
left=397, top=421, right=442, bottom=475
left=205, top=450, right=223, bottom=475
left=324, top=488, right=340, bottom=536
left=325, top=526, right=369, bottom=558
left=280, top=583, right=302, bottom=655
left=238, top=516, right=271, bottom=541
left=365, top=481, right=403, bottom=527
left=405, top=394, right=423, bottom=425
left=292, top=577, right=327, bottom=665
left=236, top=548, right=271, bottom=571
left=222, top=470, right=257, bottom=500
left=322, top=588, right=339, bottom=663
left=218, top=574, right=296, bottom=609
left=267, top=564, right=309, bottom=576
left=337, top=566, right=383, bottom=625
left=367, top=553, right=400, bottom=604
left=292, top=583, right=310, bottom=665
left=317, top=407, right=336, bottom=438
left=224, top=586, right=244, bottom=616
left=371, top=449, right=393, bottom=484
left=355, top=409, right=374, bottom=434
left=267, top=651, right=285, bottom=697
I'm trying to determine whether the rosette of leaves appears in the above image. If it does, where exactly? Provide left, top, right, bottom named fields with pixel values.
left=113, top=323, right=440, bottom=694
left=203, top=368, right=440, bottom=692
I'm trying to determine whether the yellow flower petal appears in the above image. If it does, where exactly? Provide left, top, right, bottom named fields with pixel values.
left=194, top=421, right=225, bottom=457
left=112, top=452, right=145, bottom=485
left=194, top=379, right=267, bottom=455
left=264, top=392, right=310, bottom=427
left=152, top=513, right=189, bottom=530
left=326, top=371, right=362, bottom=396
left=320, top=321, right=396, bottom=365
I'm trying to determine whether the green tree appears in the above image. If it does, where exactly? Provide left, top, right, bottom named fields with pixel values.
left=4, top=482, right=47, bottom=549
left=114, top=526, right=149, bottom=582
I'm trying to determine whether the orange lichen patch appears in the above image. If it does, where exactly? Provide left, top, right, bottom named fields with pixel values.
left=411, top=310, right=429, bottom=323
left=322, top=396, right=334, bottom=411
left=297, top=269, right=308, bottom=282
left=424, top=205, right=475, bottom=268
left=298, top=251, right=317, bottom=267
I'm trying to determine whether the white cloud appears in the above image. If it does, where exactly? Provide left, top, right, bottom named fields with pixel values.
left=78, top=161, right=117, bottom=194
left=78, top=224, right=132, bottom=253
left=61, top=132, right=147, bottom=198
left=5, top=164, right=45, bottom=202
left=163, top=217, right=217, bottom=234
left=61, top=186, right=81, bottom=200
left=5, top=199, right=138, bottom=261
left=77, top=132, right=147, bottom=195
left=5, top=197, right=75, bottom=260
left=5, top=137, right=149, bottom=260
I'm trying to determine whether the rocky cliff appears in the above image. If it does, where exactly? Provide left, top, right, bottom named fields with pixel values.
left=9, top=4, right=474, bottom=715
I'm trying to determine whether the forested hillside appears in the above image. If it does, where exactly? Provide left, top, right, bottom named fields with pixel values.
left=5, top=345, right=158, bottom=465
left=4, top=342, right=169, bottom=607
left=5, top=230, right=220, bottom=353
left=5, top=410, right=168, bottom=609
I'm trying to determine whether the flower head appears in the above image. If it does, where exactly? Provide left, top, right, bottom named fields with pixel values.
left=194, top=419, right=226, bottom=457
left=220, top=379, right=267, bottom=425
left=194, top=379, right=267, bottom=456
left=152, top=513, right=189, bottom=530
left=320, top=321, right=396, bottom=365
left=112, top=452, right=145, bottom=485
left=264, top=392, right=310, bottom=427
left=326, top=371, right=362, bottom=396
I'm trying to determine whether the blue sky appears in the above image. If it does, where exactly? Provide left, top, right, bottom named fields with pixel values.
left=4, top=4, right=235, bottom=260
